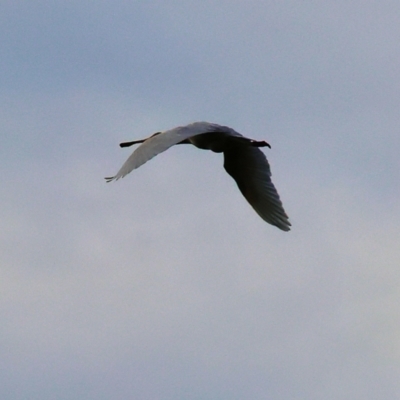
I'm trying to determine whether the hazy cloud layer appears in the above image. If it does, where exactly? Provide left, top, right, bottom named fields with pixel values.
left=1, top=1, right=399, bottom=399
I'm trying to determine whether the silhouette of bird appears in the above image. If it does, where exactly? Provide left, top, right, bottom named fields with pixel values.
left=106, top=122, right=290, bottom=231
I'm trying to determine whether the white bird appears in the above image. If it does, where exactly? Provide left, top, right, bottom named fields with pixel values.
left=106, top=122, right=291, bottom=231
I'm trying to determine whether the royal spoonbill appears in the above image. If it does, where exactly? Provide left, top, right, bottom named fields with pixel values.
left=106, top=122, right=291, bottom=231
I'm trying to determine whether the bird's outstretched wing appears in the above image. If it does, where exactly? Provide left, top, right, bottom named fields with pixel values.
left=106, top=122, right=218, bottom=182
left=223, top=143, right=291, bottom=231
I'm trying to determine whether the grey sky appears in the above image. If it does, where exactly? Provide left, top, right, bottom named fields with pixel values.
left=1, top=1, right=399, bottom=399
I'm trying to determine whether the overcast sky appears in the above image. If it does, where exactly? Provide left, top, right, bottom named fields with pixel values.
left=1, top=1, right=399, bottom=399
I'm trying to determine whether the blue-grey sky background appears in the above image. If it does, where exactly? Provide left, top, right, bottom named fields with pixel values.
left=1, top=1, right=399, bottom=399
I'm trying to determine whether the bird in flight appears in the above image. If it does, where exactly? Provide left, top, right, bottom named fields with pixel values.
left=106, top=122, right=291, bottom=231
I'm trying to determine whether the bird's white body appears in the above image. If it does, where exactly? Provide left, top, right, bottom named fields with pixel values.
left=106, top=122, right=291, bottom=231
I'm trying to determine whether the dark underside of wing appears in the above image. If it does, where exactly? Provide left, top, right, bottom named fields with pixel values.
left=223, top=143, right=291, bottom=231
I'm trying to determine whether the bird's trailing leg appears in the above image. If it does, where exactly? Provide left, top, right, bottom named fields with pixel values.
left=119, top=131, right=162, bottom=148
left=120, top=136, right=190, bottom=148
left=119, top=140, right=143, bottom=148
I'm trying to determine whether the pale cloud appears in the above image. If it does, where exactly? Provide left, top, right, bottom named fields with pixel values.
left=1, top=1, right=399, bottom=399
